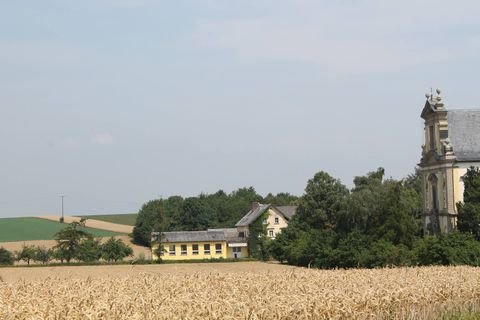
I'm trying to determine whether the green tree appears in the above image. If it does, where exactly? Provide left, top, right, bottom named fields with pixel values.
left=294, top=171, right=349, bottom=231
left=263, top=192, right=299, bottom=206
left=16, top=245, right=37, bottom=265
left=133, top=199, right=166, bottom=247
left=54, top=221, right=92, bottom=263
left=33, top=246, right=52, bottom=265
left=346, top=168, right=420, bottom=247
left=457, top=167, right=480, bottom=239
left=76, top=238, right=102, bottom=262
left=0, top=247, right=14, bottom=265
left=179, top=197, right=215, bottom=231
left=102, top=237, right=133, bottom=262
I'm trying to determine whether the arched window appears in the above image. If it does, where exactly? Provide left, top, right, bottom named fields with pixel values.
left=428, top=174, right=438, bottom=211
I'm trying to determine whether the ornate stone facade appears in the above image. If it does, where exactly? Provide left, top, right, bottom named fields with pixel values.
left=419, top=89, right=480, bottom=235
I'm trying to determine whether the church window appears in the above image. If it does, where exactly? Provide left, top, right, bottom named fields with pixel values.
left=429, top=126, right=435, bottom=150
left=440, top=129, right=448, bottom=140
left=428, top=174, right=438, bottom=211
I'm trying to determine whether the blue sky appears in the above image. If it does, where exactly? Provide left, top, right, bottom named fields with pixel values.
left=1, top=0, right=479, bottom=217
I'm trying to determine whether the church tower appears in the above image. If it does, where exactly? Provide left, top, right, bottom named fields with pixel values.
left=419, top=89, right=480, bottom=235
left=419, top=89, right=457, bottom=235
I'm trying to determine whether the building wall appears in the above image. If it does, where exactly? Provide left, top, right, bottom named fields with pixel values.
left=152, top=241, right=228, bottom=261
left=226, top=246, right=249, bottom=259
left=265, top=208, right=288, bottom=238
left=152, top=241, right=249, bottom=261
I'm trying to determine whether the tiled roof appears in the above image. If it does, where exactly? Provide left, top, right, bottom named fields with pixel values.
left=276, top=206, right=297, bottom=220
left=449, top=109, right=480, bottom=161
left=235, top=204, right=270, bottom=227
left=155, top=228, right=244, bottom=243
left=158, top=230, right=225, bottom=243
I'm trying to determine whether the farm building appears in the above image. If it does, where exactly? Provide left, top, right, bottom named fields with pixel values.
left=419, top=89, right=480, bottom=235
left=151, top=228, right=248, bottom=261
left=151, top=203, right=297, bottom=261
left=235, top=203, right=297, bottom=239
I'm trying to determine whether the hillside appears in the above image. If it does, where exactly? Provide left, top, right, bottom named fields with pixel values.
left=0, top=217, right=122, bottom=242
left=77, top=213, right=137, bottom=226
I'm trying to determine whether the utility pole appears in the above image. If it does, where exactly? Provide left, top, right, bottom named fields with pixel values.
left=59, top=195, right=65, bottom=223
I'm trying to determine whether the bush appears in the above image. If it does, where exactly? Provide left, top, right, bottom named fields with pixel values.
left=414, top=232, right=480, bottom=266
left=0, top=247, right=14, bottom=265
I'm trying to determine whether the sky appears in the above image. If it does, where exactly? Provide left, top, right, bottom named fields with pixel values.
left=1, top=0, right=480, bottom=217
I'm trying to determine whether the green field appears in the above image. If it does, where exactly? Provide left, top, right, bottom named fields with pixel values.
left=77, top=213, right=137, bottom=226
left=0, top=217, right=123, bottom=242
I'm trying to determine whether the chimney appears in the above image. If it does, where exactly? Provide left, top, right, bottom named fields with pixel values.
left=252, top=202, right=260, bottom=210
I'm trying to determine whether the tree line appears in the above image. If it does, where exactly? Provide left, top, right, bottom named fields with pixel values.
left=0, top=221, right=133, bottom=266
left=267, top=167, right=480, bottom=268
left=130, top=165, right=480, bottom=269
left=132, top=187, right=298, bottom=246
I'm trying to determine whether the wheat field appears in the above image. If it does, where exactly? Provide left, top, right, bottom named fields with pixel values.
left=0, top=262, right=479, bottom=319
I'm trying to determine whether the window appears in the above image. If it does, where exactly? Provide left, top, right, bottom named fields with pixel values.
left=429, top=126, right=435, bottom=150
left=181, top=244, right=187, bottom=255
left=238, top=231, right=245, bottom=238
left=169, top=245, right=176, bottom=256
left=204, top=244, right=210, bottom=255
left=269, top=230, right=274, bottom=237
left=159, top=246, right=165, bottom=256
left=274, top=217, right=279, bottom=225
left=440, top=129, right=448, bottom=140
left=192, top=244, right=199, bottom=255
left=215, top=243, right=222, bottom=254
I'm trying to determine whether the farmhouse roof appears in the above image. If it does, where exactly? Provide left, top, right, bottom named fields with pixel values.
left=156, top=228, right=243, bottom=243
left=448, top=109, right=480, bottom=162
left=276, top=206, right=297, bottom=220
left=235, top=203, right=270, bottom=227
left=235, top=204, right=298, bottom=227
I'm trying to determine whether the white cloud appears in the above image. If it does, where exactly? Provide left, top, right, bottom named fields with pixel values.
left=190, top=0, right=480, bottom=74
left=90, top=133, right=113, bottom=145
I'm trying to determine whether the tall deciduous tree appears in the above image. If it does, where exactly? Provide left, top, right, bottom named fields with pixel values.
left=133, top=199, right=166, bottom=247
left=294, top=171, right=349, bottom=230
left=54, top=221, right=92, bottom=263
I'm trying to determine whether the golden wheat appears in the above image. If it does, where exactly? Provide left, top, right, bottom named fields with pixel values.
left=0, top=262, right=479, bottom=319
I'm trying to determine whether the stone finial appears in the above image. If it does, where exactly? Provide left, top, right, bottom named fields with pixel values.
left=436, top=88, right=442, bottom=102
left=442, top=138, right=453, bottom=155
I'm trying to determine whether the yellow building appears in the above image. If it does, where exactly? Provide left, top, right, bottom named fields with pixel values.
left=151, top=203, right=297, bottom=261
left=151, top=228, right=248, bottom=261
left=235, top=203, right=297, bottom=239
left=419, top=89, right=480, bottom=234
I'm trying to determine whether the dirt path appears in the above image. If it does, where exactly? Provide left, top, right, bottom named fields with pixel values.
left=39, top=215, right=133, bottom=234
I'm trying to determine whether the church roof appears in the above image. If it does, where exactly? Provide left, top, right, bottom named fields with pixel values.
left=449, top=109, right=480, bottom=161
